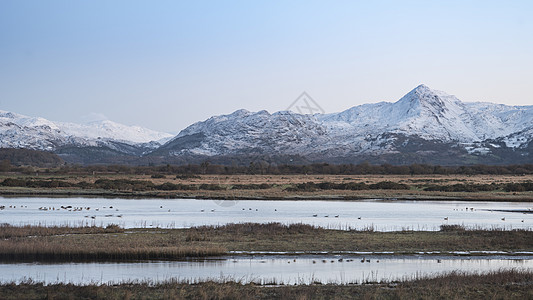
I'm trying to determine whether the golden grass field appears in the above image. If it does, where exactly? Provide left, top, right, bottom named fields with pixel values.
left=1, top=173, right=533, bottom=201
left=50, top=173, right=533, bottom=185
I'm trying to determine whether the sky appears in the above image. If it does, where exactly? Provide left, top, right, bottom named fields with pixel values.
left=1, top=1, right=532, bottom=133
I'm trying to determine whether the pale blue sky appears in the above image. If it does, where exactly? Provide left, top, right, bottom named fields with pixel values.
left=1, top=1, right=532, bottom=133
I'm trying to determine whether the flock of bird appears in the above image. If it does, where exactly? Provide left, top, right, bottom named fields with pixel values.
left=443, top=207, right=525, bottom=222
left=312, top=214, right=341, bottom=218
left=0, top=204, right=529, bottom=224
left=201, top=208, right=353, bottom=219
left=0, top=204, right=122, bottom=219
left=255, top=257, right=381, bottom=265
left=304, top=258, right=378, bottom=264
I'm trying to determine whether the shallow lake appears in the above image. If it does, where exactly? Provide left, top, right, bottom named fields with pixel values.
left=2, top=255, right=532, bottom=285
left=0, top=197, right=531, bottom=231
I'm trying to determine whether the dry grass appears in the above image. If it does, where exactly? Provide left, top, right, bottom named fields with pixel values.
left=0, top=224, right=226, bottom=262
left=1, top=223, right=531, bottom=262
left=108, top=173, right=533, bottom=186
left=0, top=243, right=225, bottom=262
left=4, top=173, right=532, bottom=186
left=0, top=223, right=123, bottom=239
left=0, top=270, right=531, bottom=299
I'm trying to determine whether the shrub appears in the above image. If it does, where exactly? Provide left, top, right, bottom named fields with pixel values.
left=369, top=181, right=409, bottom=190
left=440, top=224, right=466, bottom=232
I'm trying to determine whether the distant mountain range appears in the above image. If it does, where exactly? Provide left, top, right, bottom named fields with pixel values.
left=0, top=110, right=172, bottom=164
left=2, top=85, right=533, bottom=165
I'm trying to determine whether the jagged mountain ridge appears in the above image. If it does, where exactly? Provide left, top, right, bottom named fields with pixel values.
left=156, top=85, right=533, bottom=164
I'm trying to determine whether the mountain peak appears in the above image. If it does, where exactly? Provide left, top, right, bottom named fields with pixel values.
left=407, top=84, right=440, bottom=99
left=397, top=84, right=460, bottom=109
left=413, top=83, right=431, bottom=91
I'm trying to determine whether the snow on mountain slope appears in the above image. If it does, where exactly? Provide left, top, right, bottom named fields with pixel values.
left=385, top=85, right=478, bottom=140
left=500, top=126, right=533, bottom=148
left=318, top=84, right=532, bottom=143
left=463, top=102, right=533, bottom=139
left=57, top=120, right=173, bottom=144
left=169, top=109, right=327, bottom=156
left=0, top=111, right=61, bottom=132
left=0, top=111, right=68, bottom=150
left=0, top=110, right=172, bottom=150
left=164, top=84, right=533, bottom=158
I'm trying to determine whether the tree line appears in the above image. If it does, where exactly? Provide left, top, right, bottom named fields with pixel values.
left=41, top=162, right=533, bottom=176
left=2, top=154, right=533, bottom=176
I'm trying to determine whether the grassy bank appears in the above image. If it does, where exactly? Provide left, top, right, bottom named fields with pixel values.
left=0, top=270, right=532, bottom=299
left=1, top=223, right=531, bottom=262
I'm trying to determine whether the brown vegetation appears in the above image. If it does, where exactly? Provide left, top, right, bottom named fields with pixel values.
left=0, top=223, right=123, bottom=239
left=0, top=223, right=531, bottom=262
left=0, top=224, right=225, bottom=262
left=1, top=172, right=533, bottom=201
left=0, top=270, right=532, bottom=299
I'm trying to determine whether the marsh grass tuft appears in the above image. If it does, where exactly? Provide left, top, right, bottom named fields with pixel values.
left=439, top=224, right=467, bottom=232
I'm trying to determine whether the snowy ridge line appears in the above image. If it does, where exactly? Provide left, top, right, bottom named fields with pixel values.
left=0, top=110, right=173, bottom=150
left=163, top=84, right=533, bottom=158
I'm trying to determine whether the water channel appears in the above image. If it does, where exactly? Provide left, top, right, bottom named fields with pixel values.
left=1, top=197, right=531, bottom=231
left=2, top=255, right=532, bottom=285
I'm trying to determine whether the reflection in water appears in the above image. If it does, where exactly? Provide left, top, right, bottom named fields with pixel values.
left=0, top=197, right=532, bottom=231
left=1, top=255, right=532, bottom=285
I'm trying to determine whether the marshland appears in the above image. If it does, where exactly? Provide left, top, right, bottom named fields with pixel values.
left=1, top=165, right=532, bottom=298
left=1, top=223, right=532, bottom=291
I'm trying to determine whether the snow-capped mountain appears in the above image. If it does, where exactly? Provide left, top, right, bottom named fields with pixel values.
left=158, top=109, right=326, bottom=156
left=56, top=120, right=173, bottom=144
left=3, top=85, right=532, bottom=165
left=154, top=85, right=533, bottom=164
left=0, top=110, right=172, bottom=155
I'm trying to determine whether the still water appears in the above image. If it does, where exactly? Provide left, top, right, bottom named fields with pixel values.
left=2, top=255, right=532, bottom=285
left=0, top=197, right=531, bottom=231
